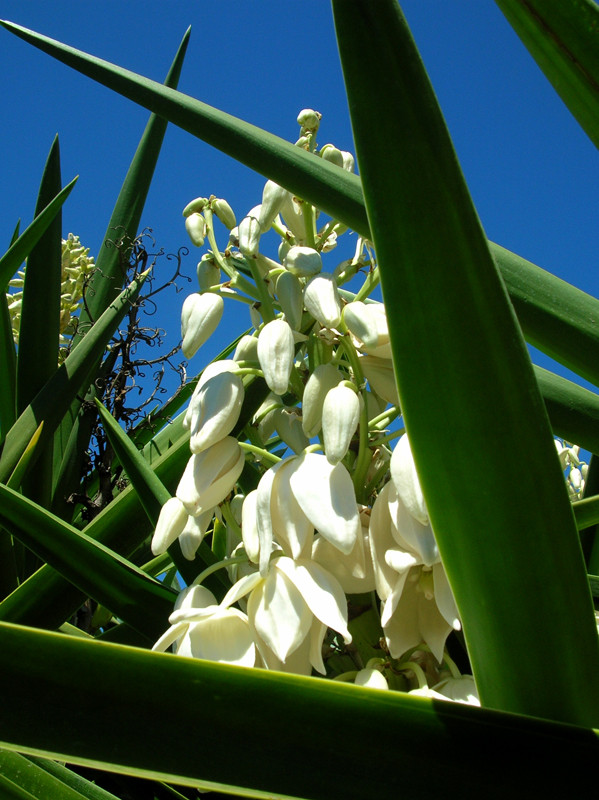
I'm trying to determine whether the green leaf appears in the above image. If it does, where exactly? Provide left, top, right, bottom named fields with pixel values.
left=535, top=365, right=599, bottom=453
left=0, top=622, right=597, bottom=799
left=332, top=0, right=599, bottom=725
left=0, top=751, right=103, bottom=800
left=0, top=482, right=175, bottom=641
left=0, top=19, right=368, bottom=238
left=73, top=26, right=191, bottom=337
left=52, top=30, right=191, bottom=524
left=493, top=241, right=599, bottom=387
left=0, top=269, right=150, bottom=485
left=0, top=177, right=77, bottom=292
left=4, top=20, right=599, bottom=393
left=495, top=0, right=599, bottom=150
left=16, top=135, right=62, bottom=414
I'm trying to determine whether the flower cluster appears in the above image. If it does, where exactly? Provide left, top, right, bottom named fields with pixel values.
left=151, top=110, right=514, bottom=703
left=6, top=233, right=95, bottom=361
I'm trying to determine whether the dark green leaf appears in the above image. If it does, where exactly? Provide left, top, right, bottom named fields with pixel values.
left=332, top=0, right=599, bottom=725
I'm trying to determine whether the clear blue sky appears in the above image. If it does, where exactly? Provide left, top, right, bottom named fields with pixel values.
left=1, top=1, right=598, bottom=404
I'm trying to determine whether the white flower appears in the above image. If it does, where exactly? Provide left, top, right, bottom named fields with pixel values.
left=287, top=452, right=361, bottom=555
left=176, top=437, right=245, bottom=517
left=303, top=273, right=342, bottom=329
left=355, top=668, right=389, bottom=690
left=343, top=301, right=390, bottom=358
left=212, top=198, right=236, bottom=230
left=257, top=318, right=295, bottom=396
left=359, top=356, right=399, bottom=406
left=369, top=482, right=460, bottom=662
left=276, top=271, right=304, bottom=331
left=272, top=408, right=310, bottom=455
left=284, top=245, right=322, bottom=278
left=153, top=584, right=256, bottom=667
left=301, top=363, right=343, bottom=438
left=179, top=509, right=213, bottom=561
left=151, top=497, right=188, bottom=556
left=181, top=292, right=224, bottom=359
left=220, top=555, right=350, bottom=673
left=321, top=383, right=361, bottom=464
left=184, top=212, right=207, bottom=247
left=189, top=371, right=244, bottom=454
left=238, top=208, right=262, bottom=256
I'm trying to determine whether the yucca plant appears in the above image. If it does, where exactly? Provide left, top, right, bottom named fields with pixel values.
left=1, top=1, right=599, bottom=798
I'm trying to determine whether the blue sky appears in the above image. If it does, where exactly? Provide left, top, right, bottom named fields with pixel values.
left=1, top=1, right=598, bottom=406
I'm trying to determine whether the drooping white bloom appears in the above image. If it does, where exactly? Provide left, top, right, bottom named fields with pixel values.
left=284, top=245, right=322, bottom=278
left=189, top=371, right=244, bottom=454
left=343, top=301, right=390, bottom=357
left=312, top=520, right=375, bottom=594
left=321, top=383, right=361, bottom=464
left=355, top=668, right=389, bottom=690
left=183, top=359, right=239, bottom=431
left=320, top=143, right=344, bottom=168
left=178, top=509, right=214, bottom=561
left=238, top=208, right=262, bottom=257
left=212, top=198, right=236, bottom=230
left=301, top=363, right=344, bottom=438
left=154, top=584, right=256, bottom=668
left=220, top=554, right=350, bottom=672
left=287, top=452, right=361, bottom=555
left=259, top=181, right=288, bottom=230
left=185, top=212, right=207, bottom=247
left=257, top=318, right=295, bottom=396
left=272, top=408, right=310, bottom=455
left=151, top=497, right=188, bottom=556
left=359, top=355, right=399, bottom=406
left=390, top=433, right=428, bottom=525
left=176, top=437, right=245, bottom=517
left=303, top=273, right=342, bottom=329
left=197, top=256, right=221, bottom=291
left=276, top=271, right=304, bottom=331
left=369, top=482, right=460, bottom=662
left=181, top=292, right=224, bottom=359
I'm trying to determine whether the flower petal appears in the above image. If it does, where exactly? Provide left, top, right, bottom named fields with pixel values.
left=288, top=452, right=360, bottom=555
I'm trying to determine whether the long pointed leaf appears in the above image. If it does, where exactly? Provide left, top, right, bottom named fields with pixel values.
left=332, top=0, right=599, bottom=726
left=0, top=177, right=77, bottom=291
left=0, top=622, right=597, bottom=799
left=495, top=0, right=599, bottom=150
left=0, top=269, right=150, bottom=484
left=0, top=483, right=174, bottom=640
left=4, top=19, right=599, bottom=393
left=53, top=30, right=191, bottom=523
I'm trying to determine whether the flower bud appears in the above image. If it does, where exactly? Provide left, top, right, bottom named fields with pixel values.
left=359, top=355, right=399, bottom=406
left=151, top=497, right=188, bottom=555
left=276, top=271, right=304, bottom=331
left=197, top=255, right=221, bottom=291
left=185, top=212, right=207, bottom=247
left=322, top=383, right=361, bottom=464
left=233, top=333, right=259, bottom=363
left=273, top=408, right=310, bottom=454
left=183, top=197, right=208, bottom=217
left=284, top=245, right=322, bottom=278
left=279, top=194, right=308, bottom=242
left=303, top=273, right=342, bottom=329
left=181, top=292, right=224, bottom=359
left=189, top=371, right=245, bottom=454
left=320, top=144, right=344, bottom=168
left=212, top=198, right=237, bottom=229
left=301, top=363, right=343, bottom=437
left=238, top=208, right=262, bottom=257
left=179, top=509, right=213, bottom=561
left=355, top=668, right=389, bottom=690
left=259, top=181, right=287, bottom=230
left=343, top=301, right=389, bottom=353
left=297, top=108, right=321, bottom=133
left=341, top=151, right=355, bottom=172
left=257, top=319, right=295, bottom=396
left=390, top=433, right=429, bottom=527
left=176, top=437, right=245, bottom=516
